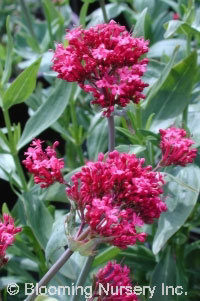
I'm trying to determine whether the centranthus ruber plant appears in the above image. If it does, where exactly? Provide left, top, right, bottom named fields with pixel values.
left=1, top=1, right=200, bottom=301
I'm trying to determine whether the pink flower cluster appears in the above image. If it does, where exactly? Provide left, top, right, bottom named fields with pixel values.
left=90, top=261, right=138, bottom=300
left=67, top=151, right=167, bottom=248
left=160, top=127, right=197, bottom=166
left=23, top=139, right=64, bottom=188
left=52, top=20, right=149, bottom=116
left=0, top=214, right=21, bottom=268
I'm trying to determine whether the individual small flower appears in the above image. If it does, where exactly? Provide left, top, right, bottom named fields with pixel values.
left=52, top=20, right=149, bottom=116
left=23, top=139, right=64, bottom=188
left=67, top=151, right=167, bottom=248
left=159, top=127, right=197, bottom=166
left=173, top=13, right=180, bottom=20
left=0, top=214, right=21, bottom=268
left=90, top=261, right=138, bottom=300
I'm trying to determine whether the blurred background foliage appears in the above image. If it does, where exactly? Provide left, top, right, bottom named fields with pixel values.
left=0, top=0, right=200, bottom=300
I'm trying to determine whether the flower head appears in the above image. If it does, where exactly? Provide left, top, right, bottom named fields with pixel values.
left=91, top=261, right=138, bottom=300
left=52, top=20, right=149, bottom=116
left=23, top=139, right=64, bottom=188
left=67, top=151, right=166, bottom=248
left=0, top=214, right=21, bottom=268
left=160, top=127, right=197, bottom=166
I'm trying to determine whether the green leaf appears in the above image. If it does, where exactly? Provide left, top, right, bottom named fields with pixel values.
left=45, top=215, right=68, bottom=262
left=0, top=276, right=24, bottom=289
left=133, top=8, right=150, bottom=39
left=80, top=0, right=95, bottom=27
left=116, top=127, right=140, bottom=144
left=143, top=51, right=197, bottom=131
left=18, top=80, right=72, bottom=149
left=87, top=116, right=108, bottom=160
left=87, top=3, right=128, bottom=27
left=164, top=20, right=200, bottom=39
left=1, top=202, right=11, bottom=215
left=93, top=246, right=121, bottom=268
left=3, top=58, right=41, bottom=110
left=153, top=165, right=200, bottom=255
left=120, top=245, right=156, bottom=271
left=148, top=39, right=186, bottom=58
left=1, top=16, right=13, bottom=85
left=161, top=0, right=179, bottom=12
left=21, top=187, right=54, bottom=249
left=35, top=297, right=58, bottom=301
left=149, top=247, right=177, bottom=300
left=115, top=144, right=146, bottom=155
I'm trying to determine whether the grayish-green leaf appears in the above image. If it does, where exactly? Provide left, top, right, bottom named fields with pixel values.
left=153, top=165, right=200, bottom=255
left=45, top=215, right=68, bottom=262
left=3, top=58, right=41, bottom=110
left=18, top=80, right=72, bottom=149
left=143, top=51, right=197, bottom=131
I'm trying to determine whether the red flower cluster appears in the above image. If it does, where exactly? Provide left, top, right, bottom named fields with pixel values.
left=23, top=139, right=64, bottom=188
left=67, top=151, right=166, bottom=248
left=90, top=261, right=138, bottom=300
left=160, top=127, right=197, bottom=166
left=52, top=20, right=149, bottom=116
left=0, top=214, right=21, bottom=268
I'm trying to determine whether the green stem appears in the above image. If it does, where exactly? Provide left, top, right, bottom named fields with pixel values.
left=3, top=109, right=27, bottom=191
left=135, top=103, right=142, bottom=129
left=182, top=35, right=191, bottom=128
left=71, top=256, right=95, bottom=301
left=13, top=154, right=27, bottom=191
left=99, top=0, right=108, bottom=23
left=70, top=99, right=84, bottom=165
left=77, top=144, right=85, bottom=165
left=108, top=116, right=115, bottom=152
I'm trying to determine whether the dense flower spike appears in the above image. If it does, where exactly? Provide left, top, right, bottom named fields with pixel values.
left=160, top=127, right=197, bottom=166
left=90, top=261, right=138, bottom=300
left=23, top=139, right=64, bottom=188
left=52, top=20, right=149, bottom=116
left=67, top=151, right=166, bottom=248
left=0, top=214, right=21, bottom=268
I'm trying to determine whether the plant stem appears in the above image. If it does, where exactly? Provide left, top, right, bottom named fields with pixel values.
left=71, top=256, right=95, bottom=301
left=25, top=227, right=90, bottom=301
left=182, top=35, right=191, bottom=128
left=99, top=0, right=108, bottom=23
left=25, top=249, right=73, bottom=301
left=3, top=109, right=27, bottom=191
left=70, top=99, right=84, bottom=165
left=108, top=116, right=115, bottom=152
left=135, top=103, right=142, bottom=129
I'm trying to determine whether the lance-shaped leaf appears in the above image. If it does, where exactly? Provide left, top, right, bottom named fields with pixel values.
left=152, top=165, right=200, bottom=255
left=3, top=58, right=41, bottom=110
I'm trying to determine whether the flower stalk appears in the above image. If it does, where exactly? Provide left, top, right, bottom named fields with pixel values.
left=3, top=108, right=27, bottom=191
left=25, top=227, right=91, bottom=301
